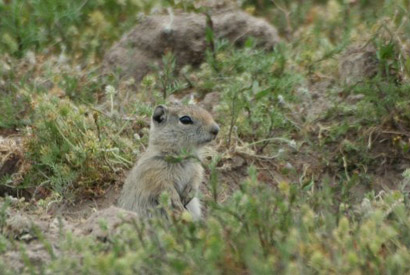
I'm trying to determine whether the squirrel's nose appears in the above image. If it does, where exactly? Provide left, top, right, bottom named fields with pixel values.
left=210, top=124, right=219, bottom=137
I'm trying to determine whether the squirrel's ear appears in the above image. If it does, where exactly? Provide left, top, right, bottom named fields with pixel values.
left=152, top=105, right=167, bottom=124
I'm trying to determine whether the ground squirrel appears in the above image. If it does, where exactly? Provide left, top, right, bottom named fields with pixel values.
left=118, top=104, right=219, bottom=220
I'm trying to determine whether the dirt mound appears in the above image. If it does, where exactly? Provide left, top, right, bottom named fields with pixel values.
left=1, top=201, right=137, bottom=271
left=79, top=206, right=138, bottom=240
left=103, top=10, right=280, bottom=83
left=1, top=203, right=74, bottom=272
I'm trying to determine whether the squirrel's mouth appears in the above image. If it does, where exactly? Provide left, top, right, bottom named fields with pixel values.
left=199, top=137, right=214, bottom=145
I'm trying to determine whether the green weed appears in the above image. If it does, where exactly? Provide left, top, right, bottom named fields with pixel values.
left=24, top=96, right=135, bottom=198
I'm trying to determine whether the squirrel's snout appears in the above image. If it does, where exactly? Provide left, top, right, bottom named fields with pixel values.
left=210, top=124, right=220, bottom=138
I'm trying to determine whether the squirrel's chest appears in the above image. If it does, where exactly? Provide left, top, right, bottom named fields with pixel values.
left=170, top=161, right=203, bottom=193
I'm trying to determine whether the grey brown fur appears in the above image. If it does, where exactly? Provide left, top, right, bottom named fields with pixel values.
left=118, top=104, right=219, bottom=220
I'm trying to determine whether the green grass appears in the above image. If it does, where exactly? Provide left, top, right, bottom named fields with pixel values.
left=0, top=0, right=154, bottom=59
left=22, top=95, right=138, bottom=198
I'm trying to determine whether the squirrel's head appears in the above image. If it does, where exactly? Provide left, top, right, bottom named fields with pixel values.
left=149, top=104, right=219, bottom=154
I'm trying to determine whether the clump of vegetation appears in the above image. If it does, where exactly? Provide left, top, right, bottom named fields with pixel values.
left=0, top=90, right=31, bottom=129
left=23, top=95, right=135, bottom=198
left=0, top=0, right=158, bottom=59
left=185, top=40, right=302, bottom=151
left=315, top=36, right=410, bottom=185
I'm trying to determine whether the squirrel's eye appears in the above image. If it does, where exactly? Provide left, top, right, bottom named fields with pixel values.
left=179, top=116, right=193, bottom=125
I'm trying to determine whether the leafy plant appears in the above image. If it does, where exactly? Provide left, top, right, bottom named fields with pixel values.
left=24, top=96, right=135, bottom=198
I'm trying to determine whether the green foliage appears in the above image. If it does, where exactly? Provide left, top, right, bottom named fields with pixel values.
left=0, top=90, right=31, bottom=129
left=155, top=52, right=189, bottom=100
left=24, top=96, right=135, bottom=197
left=0, top=58, right=34, bottom=129
left=7, top=167, right=410, bottom=274
left=188, top=40, right=302, bottom=151
left=0, top=0, right=156, bottom=58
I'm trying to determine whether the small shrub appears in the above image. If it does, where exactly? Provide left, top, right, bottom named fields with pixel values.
left=23, top=95, right=135, bottom=198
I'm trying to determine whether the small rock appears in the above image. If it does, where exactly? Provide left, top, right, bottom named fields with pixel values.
left=346, top=93, right=365, bottom=103
left=339, top=44, right=378, bottom=85
left=199, top=92, right=221, bottom=113
left=3, top=213, right=47, bottom=240
left=220, top=155, right=246, bottom=171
